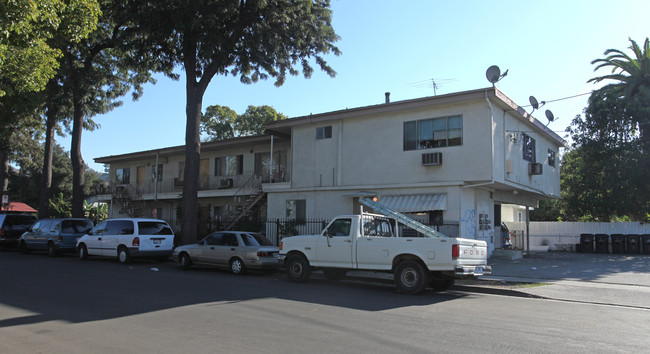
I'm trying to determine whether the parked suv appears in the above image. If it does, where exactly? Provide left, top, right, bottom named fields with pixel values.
left=77, top=218, right=174, bottom=263
left=0, top=214, right=38, bottom=248
left=19, top=218, right=94, bottom=256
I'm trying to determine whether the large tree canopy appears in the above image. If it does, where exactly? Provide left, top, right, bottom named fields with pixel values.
left=136, top=0, right=340, bottom=244
left=588, top=37, right=650, bottom=151
left=201, top=104, right=287, bottom=141
left=0, top=0, right=100, bottom=96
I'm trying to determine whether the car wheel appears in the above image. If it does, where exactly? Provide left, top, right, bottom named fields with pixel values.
left=429, top=278, right=455, bottom=292
left=79, top=244, right=88, bottom=260
left=322, top=268, right=346, bottom=280
left=179, top=252, right=192, bottom=271
left=117, top=246, right=131, bottom=264
left=19, top=241, right=30, bottom=254
left=285, top=254, right=311, bottom=283
left=230, top=258, right=246, bottom=275
left=394, top=260, right=428, bottom=295
left=47, top=242, right=57, bottom=257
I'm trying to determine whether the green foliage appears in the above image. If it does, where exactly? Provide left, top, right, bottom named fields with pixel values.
left=84, top=200, right=107, bottom=224
left=201, top=104, right=287, bottom=141
left=0, top=0, right=100, bottom=96
left=561, top=88, right=649, bottom=221
left=49, top=192, right=71, bottom=218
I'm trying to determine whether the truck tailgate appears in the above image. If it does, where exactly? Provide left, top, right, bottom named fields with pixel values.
left=454, top=238, right=491, bottom=276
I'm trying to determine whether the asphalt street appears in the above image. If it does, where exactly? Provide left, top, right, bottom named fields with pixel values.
left=1, top=250, right=649, bottom=353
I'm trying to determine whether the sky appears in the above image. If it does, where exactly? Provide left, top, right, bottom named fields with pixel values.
left=56, top=0, right=650, bottom=172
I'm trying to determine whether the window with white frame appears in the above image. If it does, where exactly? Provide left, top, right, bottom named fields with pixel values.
left=403, top=115, right=462, bottom=150
left=286, top=199, right=306, bottom=223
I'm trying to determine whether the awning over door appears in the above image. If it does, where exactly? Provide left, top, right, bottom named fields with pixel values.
left=378, top=194, right=446, bottom=212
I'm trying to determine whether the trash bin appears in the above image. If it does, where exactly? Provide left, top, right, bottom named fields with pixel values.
left=626, top=234, right=641, bottom=254
left=641, top=234, right=650, bottom=255
left=595, top=234, right=609, bottom=253
left=611, top=234, right=626, bottom=254
left=579, top=233, right=594, bottom=253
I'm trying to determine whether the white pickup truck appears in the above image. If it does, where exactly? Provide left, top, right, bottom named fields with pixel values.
left=278, top=198, right=491, bottom=294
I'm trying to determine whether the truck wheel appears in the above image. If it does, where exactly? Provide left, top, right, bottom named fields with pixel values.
left=322, top=268, right=346, bottom=280
left=394, top=260, right=428, bottom=294
left=429, top=278, right=455, bottom=292
left=285, top=254, right=311, bottom=282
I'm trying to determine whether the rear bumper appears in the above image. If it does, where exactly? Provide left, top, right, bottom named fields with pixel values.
left=454, top=265, right=492, bottom=277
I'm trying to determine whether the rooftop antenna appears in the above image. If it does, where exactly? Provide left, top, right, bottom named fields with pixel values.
left=486, top=65, right=508, bottom=87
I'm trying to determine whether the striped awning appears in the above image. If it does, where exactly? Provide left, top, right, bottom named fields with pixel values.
left=378, top=194, right=447, bottom=212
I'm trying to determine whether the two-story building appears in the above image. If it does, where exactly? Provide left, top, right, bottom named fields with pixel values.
left=92, top=87, right=566, bottom=253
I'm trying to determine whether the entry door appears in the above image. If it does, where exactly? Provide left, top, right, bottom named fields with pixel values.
left=136, top=166, right=145, bottom=193
left=199, top=158, right=210, bottom=190
left=315, top=218, right=353, bottom=267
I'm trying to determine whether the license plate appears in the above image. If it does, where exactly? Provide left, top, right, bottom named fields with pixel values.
left=153, top=239, right=161, bottom=245
left=474, top=266, right=484, bottom=275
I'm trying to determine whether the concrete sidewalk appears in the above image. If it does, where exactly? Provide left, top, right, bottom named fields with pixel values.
left=480, top=252, right=650, bottom=308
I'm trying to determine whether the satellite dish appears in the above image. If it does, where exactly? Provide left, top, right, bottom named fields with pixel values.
left=486, top=65, right=501, bottom=84
left=545, top=109, right=555, bottom=122
left=529, top=96, right=539, bottom=110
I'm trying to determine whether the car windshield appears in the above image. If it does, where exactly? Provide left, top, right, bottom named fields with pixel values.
left=62, top=220, right=94, bottom=234
left=138, top=221, right=173, bottom=235
left=240, top=233, right=273, bottom=246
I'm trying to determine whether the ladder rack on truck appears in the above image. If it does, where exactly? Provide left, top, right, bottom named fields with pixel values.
left=359, top=198, right=448, bottom=239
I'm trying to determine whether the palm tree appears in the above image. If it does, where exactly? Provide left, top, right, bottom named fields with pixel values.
left=588, top=37, right=650, bottom=150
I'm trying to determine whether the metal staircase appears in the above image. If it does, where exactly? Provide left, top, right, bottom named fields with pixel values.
left=222, top=175, right=266, bottom=230
left=359, top=198, right=447, bottom=238
left=113, top=184, right=144, bottom=217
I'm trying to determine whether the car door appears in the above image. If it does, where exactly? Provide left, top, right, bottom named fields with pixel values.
left=84, top=221, right=106, bottom=256
left=34, top=220, right=54, bottom=250
left=315, top=218, right=354, bottom=268
left=23, top=220, right=43, bottom=249
left=194, top=233, right=221, bottom=265
left=210, top=232, right=239, bottom=266
left=102, top=220, right=134, bottom=256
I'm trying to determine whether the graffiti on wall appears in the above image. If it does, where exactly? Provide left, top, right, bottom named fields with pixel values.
left=461, top=209, right=476, bottom=239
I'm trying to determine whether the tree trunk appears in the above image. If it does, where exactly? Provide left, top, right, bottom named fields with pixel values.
left=39, top=110, right=57, bottom=219
left=0, top=143, right=8, bottom=194
left=181, top=83, right=204, bottom=245
left=71, top=86, right=85, bottom=218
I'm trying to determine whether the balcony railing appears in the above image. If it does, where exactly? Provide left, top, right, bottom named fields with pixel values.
left=99, top=171, right=288, bottom=197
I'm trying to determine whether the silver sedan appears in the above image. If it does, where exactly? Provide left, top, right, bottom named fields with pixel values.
left=173, top=231, right=280, bottom=274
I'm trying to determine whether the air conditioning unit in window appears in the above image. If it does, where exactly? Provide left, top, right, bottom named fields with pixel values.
left=219, top=178, right=234, bottom=189
left=422, top=152, right=442, bottom=166
left=528, top=163, right=543, bottom=175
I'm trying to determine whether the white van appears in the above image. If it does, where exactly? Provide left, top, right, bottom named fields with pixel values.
left=77, top=218, right=175, bottom=263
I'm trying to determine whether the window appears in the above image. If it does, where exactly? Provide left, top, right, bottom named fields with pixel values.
left=151, top=164, right=163, bottom=182
left=177, top=161, right=185, bottom=181
left=325, top=218, right=352, bottom=237
left=138, top=221, right=173, bottom=235
left=241, top=233, right=273, bottom=246
left=362, top=217, right=394, bottom=237
left=522, top=133, right=536, bottom=162
left=215, top=155, right=243, bottom=176
left=286, top=199, right=306, bottom=223
left=547, top=149, right=556, bottom=167
left=62, top=220, right=93, bottom=234
left=115, top=168, right=130, bottom=184
left=316, top=126, right=332, bottom=140
left=403, top=115, right=462, bottom=150
left=105, top=220, right=134, bottom=235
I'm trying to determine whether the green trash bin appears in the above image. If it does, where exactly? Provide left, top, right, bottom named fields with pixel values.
left=626, top=234, right=641, bottom=254
left=641, top=234, right=650, bottom=255
left=580, top=233, right=594, bottom=253
left=595, top=234, right=609, bottom=253
left=611, top=234, right=626, bottom=254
